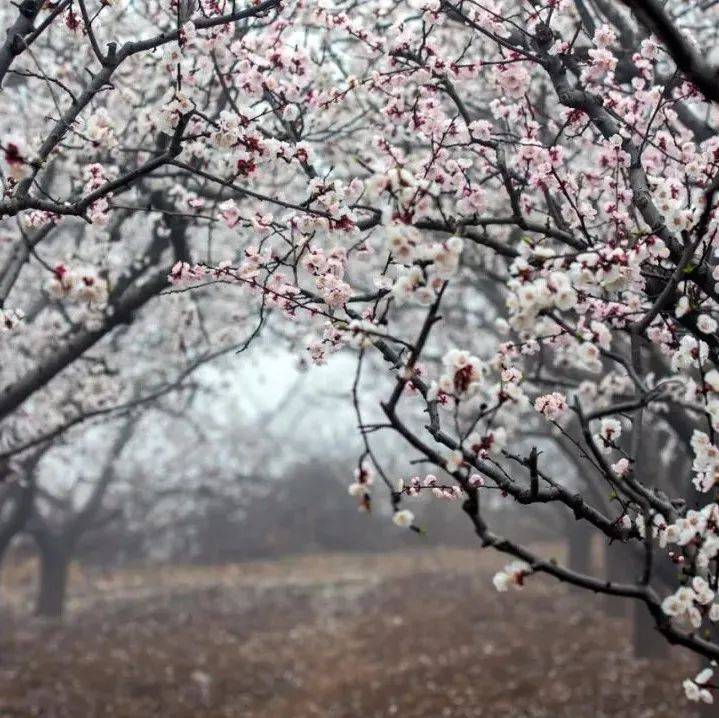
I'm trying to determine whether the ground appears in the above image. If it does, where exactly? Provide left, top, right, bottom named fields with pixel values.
left=0, top=547, right=703, bottom=717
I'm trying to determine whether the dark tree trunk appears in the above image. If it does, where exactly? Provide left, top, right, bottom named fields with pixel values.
left=632, top=601, right=667, bottom=658
left=35, top=541, right=69, bottom=618
left=603, top=541, right=630, bottom=618
left=604, top=541, right=669, bottom=656
left=0, top=472, right=37, bottom=561
left=28, top=416, right=136, bottom=619
left=0, top=477, right=35, bottom=562
left=567, top=523, right=592, bottom=575
left=0, top=479, right=35, bottom=610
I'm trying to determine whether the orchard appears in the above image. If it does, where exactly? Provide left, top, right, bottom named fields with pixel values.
left=2, top=0, right=719, bottom=710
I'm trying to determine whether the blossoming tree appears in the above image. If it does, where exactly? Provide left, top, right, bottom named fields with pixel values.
left=5, top=0, right=719, bottom=706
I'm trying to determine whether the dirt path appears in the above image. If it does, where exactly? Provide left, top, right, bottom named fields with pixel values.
left=0, top=548, right=699, bottom=717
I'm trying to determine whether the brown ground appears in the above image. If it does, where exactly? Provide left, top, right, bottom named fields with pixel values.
left=0, top=547, right=702, bottom=717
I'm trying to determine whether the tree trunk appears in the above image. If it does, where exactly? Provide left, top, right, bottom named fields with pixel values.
left=35, top=542, right=69, bottom=618
left=603, top=541, right=630, bottom=617
left=604, top=540, right=670, bottom=657
left=567, top=523, right=592, bottom=575
left=632, top=600, right=667, bottom=658
left=0, top=481, right=34, bottom=559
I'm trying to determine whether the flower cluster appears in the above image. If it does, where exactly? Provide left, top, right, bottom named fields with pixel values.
left=389, top=228, right=464, bottom=306
left=595, top=418, right=622, bottom=451
left=662, top=504, right=719, bottom=573
left=47, top=264, right=108, bottom=307
left=672, top=335, right=710, bottom=372
left=348, top=463, right=375, bottom=512
left=397, top=474, right=463, bottom=501
left=534, top=392, right=568, bottom=421
left=302, top=246, right=353, bottom=309
left=661, top=577, right=716, bottom=630
left=690, top=431, right=719, bottom=493
left=465, top=427, right=508, bottom=459
left=684, top=665, right=715, bottom=704
left=168, top=260, right=303, bottom=318
left=433, top=349, right=485, bottom=400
